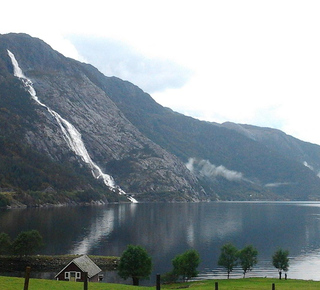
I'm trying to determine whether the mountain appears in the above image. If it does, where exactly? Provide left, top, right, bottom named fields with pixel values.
left=1, top=33, right=320, bottom=206
left=98, top=75, right=320, bottom=200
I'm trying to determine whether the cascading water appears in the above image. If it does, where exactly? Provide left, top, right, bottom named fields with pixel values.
left=7, top=50, right=138, bottom=203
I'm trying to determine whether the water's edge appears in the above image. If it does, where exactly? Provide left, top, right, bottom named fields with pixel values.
left=0, top=255, right=118, bottom=272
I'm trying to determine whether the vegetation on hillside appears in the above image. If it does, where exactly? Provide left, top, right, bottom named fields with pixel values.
left=3, top=33, right=320, bottom=202
left=98, top=73, right=320, bottom=201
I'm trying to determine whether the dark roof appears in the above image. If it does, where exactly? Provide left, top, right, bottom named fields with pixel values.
left=55, top=255, right=102, bottom=278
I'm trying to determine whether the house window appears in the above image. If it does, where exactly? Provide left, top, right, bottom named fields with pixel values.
left=76, top=272, right=81, bottom=279
left=65, top=272, right=70, bottom=280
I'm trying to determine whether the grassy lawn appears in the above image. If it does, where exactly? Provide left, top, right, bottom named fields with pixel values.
left=1, top=276, right=320, bottom=290
left=0, top=276, right=153, bottom=290
left=163, top=278, right=320, bottom=290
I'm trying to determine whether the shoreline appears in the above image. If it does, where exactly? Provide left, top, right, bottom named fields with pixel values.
left=0, top=254, right=119, bottom=272
left=1, top=198, right=133, bottom=210
left=4, top=199, right=320, bottom=210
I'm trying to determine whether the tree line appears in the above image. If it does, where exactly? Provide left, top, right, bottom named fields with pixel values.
left=117, top=243, right=290, bottom=285
left=0, top=230, right=43, bottom=257
left=217, top=243, right=289, bottom=280
left=0, top=231, right=290, bottom=285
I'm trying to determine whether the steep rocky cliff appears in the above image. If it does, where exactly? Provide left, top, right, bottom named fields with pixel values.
left=0, top=33, right=205, bottom=204
left=1, top=33, right=320, bottom=205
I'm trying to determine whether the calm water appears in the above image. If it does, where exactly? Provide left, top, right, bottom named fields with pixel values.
left=1, top=201, right=320, bottom=284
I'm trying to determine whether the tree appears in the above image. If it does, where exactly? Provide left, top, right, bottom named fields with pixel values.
left=0, top=232, right=11, bottom=255
left=272, top=248, right=289, bottom=279
left=172, top=249, right=201, bottom=281
left=238, top=245, right=258, bottom=278
left=218, top=243, right=238, bottom=279
left=118, top=245, right=152, bottom=286
left=11, top=230, right=43, bottom=257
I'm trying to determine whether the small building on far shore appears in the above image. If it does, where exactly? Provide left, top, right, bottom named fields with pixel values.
left=55, top=255, right=103, bottom=282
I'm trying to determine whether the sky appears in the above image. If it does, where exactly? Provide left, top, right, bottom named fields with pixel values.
left=1, top=0, right=320, bottom=144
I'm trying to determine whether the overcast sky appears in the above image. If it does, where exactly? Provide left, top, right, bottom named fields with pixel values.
left=1, top=1, right=320, bottom=144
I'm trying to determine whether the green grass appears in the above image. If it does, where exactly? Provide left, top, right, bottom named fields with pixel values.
left=162, top=278, right=320, bottom=289
left=0, top=276, right=153, bottom=290
left=1, top=276, right=320, bottom=290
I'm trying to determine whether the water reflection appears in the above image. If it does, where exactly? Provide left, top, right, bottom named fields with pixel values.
left=70, top=207, right=116, bottom=254
left=1, top=202, right=320, bottom=283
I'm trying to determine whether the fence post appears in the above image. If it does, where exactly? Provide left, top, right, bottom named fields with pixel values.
left=83, top=272, right=88, bottom=290
left=272, top=283, right=275, bottom=290
left=215, top=281, right=218, bottom=290
left=23, top=266, right=31, bottom=290
left=156, top=274, right=161, bottom=290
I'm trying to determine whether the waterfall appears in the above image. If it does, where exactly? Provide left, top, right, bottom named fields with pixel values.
left=7, top=50, right=138, bottom=203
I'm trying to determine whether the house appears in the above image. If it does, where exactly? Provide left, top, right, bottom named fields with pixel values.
left=55, top=255, right=103, bottom=282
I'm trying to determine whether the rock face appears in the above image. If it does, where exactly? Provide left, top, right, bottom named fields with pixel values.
left=222, top=122, right=320, bottom=174
left=2, top=33, right=320, bottom=203
left=0, top=33, right=204, bottom=202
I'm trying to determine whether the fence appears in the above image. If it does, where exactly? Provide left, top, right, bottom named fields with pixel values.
left=22, top=268, right=280, bottom=290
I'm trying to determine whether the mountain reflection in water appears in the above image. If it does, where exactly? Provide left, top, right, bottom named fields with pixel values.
left=1, top=201, right=320, bottom=284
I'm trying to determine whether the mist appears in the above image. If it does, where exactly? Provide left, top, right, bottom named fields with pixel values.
left=186, top=158, right=243, bottom=182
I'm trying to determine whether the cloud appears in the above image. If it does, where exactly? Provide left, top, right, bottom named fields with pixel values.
left=303, top=161, right=314, bottom=171
left=265, top=182, right=292, bottom=188
left=186, top=158, right=243, bottom=182
left=2, top=1, right=320, bottom=145
left=67, top=35, right=193, bottom=93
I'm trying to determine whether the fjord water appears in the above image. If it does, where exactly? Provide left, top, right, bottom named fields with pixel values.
left=1, top=202, right=320, bottom=283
